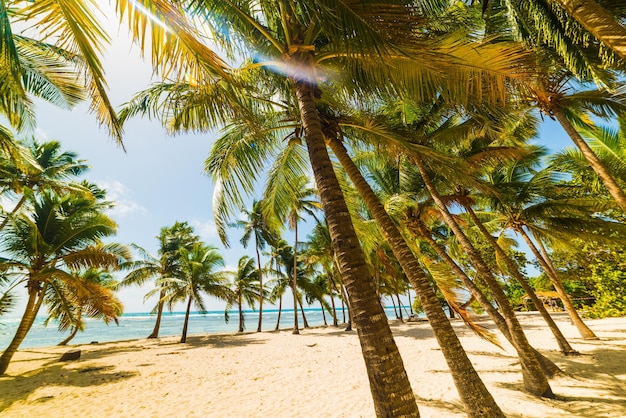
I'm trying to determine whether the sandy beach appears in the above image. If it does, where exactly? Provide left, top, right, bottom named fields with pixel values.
left=1, top=313, right=624, bottom=417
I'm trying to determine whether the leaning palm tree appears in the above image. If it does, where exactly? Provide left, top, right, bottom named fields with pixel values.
left=0, top=190, right=129, bottom=374
left=156, top=243, right=231, bottom=343
left=226, top=256, right=261, bottom=333
left=231, top=200, right=275, bottom=332
left=120, top=221, right=198, bottom=338
left=117, top=1, right=534, bottom=415
left=45, top=269, right=123, bottom=346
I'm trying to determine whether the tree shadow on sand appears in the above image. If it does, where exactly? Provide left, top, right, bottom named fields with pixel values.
left=0, top=363, right=138, bottom=411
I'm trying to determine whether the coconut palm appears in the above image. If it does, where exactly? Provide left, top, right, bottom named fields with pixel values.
left=45, top=269, right=123, bottom=346
left=156, top=243, right=230, bottom=343
left=117, top=1, right=535, bottom=414
left=227, top=256, right=261, bottom=333
left=120, top=221, right=198, bottom=338
left=231, top=200, right=275, bottom=332
left=0, top=139, right=90, bottom=231
left=0, top=0, right=126, bottom=140
left=0, top=190, right=128, bottom=374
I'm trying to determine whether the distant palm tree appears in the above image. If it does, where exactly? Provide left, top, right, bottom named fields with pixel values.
left=227, top=256, right=261, bottom=333
left=45, top=269, right=123, bottom=346
left=231, top=200, right=275, bottom=332
left=0, top=191, right=128, bottom=374
left=120, top=222, right=198, bottom=338
left=156, top=243, right=230, bottom=343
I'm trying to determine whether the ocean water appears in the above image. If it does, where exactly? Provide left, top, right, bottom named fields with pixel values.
left=0, top=306, right=413, bottom=349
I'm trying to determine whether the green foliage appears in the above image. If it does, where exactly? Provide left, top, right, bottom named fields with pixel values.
left=586, top=256, right=626, bottom=318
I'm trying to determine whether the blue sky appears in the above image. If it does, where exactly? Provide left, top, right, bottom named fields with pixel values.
left=15, top=6, right=574, bottom=314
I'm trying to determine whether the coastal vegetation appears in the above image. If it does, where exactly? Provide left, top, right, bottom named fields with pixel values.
left=1, top=1, right=625, bottom=416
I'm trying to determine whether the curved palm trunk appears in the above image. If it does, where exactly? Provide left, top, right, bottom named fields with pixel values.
left=180, top=295, right=193, bottom=343
left=413, top=155, right=553, bottom=398
left=330, top=138, right=506, bottom=415
left=518, top=227, right=598, bottom=340
left=298, top=298, right=310, bottom=328
left=238, top=293, right=244, bottom=333
left=463, top=204, right=577, bottom=354
left=292, top=222, right=300, bottom=335
left=58, top=309, right=82, bottom=346
left=295, top=80, right=419, bottom=417
left=255, top=236, right=264, bottom=333
left=553, top=0, right=626, bottom=61
left=0, top=282, right=46, bottom=375
left=320, top=299, right=328, bottom=325
left=275, top=295, right=283, bottom=331
left=341, top=285, right=353, bottom=332
left=417, top=222, right=563, bottom=377
left=553, top=107, right=626, bottom=213
left=390, top=295, right=399, bottom=319
left=328, top=278, right=338, bottom=326
left=407, top=290, right=414, bottom=316
left=148, top=289, right=166, bottom=339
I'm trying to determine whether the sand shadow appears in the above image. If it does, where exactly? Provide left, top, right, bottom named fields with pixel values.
left=0, top=363, right=138, bottom=411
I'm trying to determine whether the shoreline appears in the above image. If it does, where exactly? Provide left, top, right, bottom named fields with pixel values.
left=1, top=313, right=625, bottom=417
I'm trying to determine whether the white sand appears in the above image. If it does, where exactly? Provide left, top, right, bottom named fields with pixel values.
left=1, top=313, right=624, bottom=417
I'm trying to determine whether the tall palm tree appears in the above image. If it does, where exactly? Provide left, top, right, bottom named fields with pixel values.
left=157, top=243, right=230, bottom=343
left=117, top=2, right=532, bottom=415
left=0, top=190, right=128, bottom=374
left=231, top=200, right=274, bottom=332
left=283, top=175, right=320, bottom=335
left=227, top=256, right=261, bottom=333
left=120, top=221, right=198, bottom=338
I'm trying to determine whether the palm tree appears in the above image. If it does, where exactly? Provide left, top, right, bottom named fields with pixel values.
left=0, top=190, right=128, bottom=374
left=227, top=256, right=261, bottom=333
left=0, top=139, right=90, bottom=231
left=158, top=243, right=230, bottom=343
left=231, top=200, right=274, bottom=332
left=283, top=175, right=320, bottom=335
left=46, top=269, right=123, bottom=346
left=0, top=0, right=125, bottom=141
left=117, top=2, right=532, bottom=415
left=120, top=221, right=198, bottom=338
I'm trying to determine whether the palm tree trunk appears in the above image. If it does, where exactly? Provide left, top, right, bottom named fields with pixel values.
left=0, top=282, right=45, bottom=374
left=58, top=309, right=82, bottom=346
left=330, top=138, right=506, bottom=415
left=295, top=80, right=419, bottom=417
left=396, top=293, right=406, bottom=322
left=553, top=107, right=626, bottom=213
left=181, top=295, right=193, bottom=343
left=462, top=203, right=577, bottom=354
left=416, top=222, right=562, bottom=377
left=255, top=237, right=264, bottom=333
left=407, top=290, right=414, bottom=316
left=413, top=154, right=553, bottom=398
left=517, top=227, right=598, bottom=340
left=553, top=0, right=626, bottom=61
left=390, top=295, right=399, bottom=319
left=275, top=294, right=283, bottom=331
left=293, top=222, right=300, bottom=335
left=238, top=293, right=244, bottom=333
left=298, top=297, right=310, bottom=328
left=341, top=285, right=353, bottom=332
left=328, top=277, right=338, bottom=326
left=320, top=300, right=328, bottom=325
left=148, top=289, right=166, bottom=339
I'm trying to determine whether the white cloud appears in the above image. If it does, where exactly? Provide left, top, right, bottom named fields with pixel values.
left=191, top=219, right=218, bottom=240
left=34, top=127, right=50, bottom=141
left=98, top=180, right=148, bottom=217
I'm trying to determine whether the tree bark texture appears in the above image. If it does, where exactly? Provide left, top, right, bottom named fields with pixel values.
left=148, top=289, right=166, bottom=339
left=331, top=138, right=505, bottom=417
left=414, top=155, right=553, bottom=398
left=296, top=80, right=420, bottom=417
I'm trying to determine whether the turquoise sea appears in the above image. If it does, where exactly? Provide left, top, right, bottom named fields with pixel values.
left=0, top=307, right=412, bottom=349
